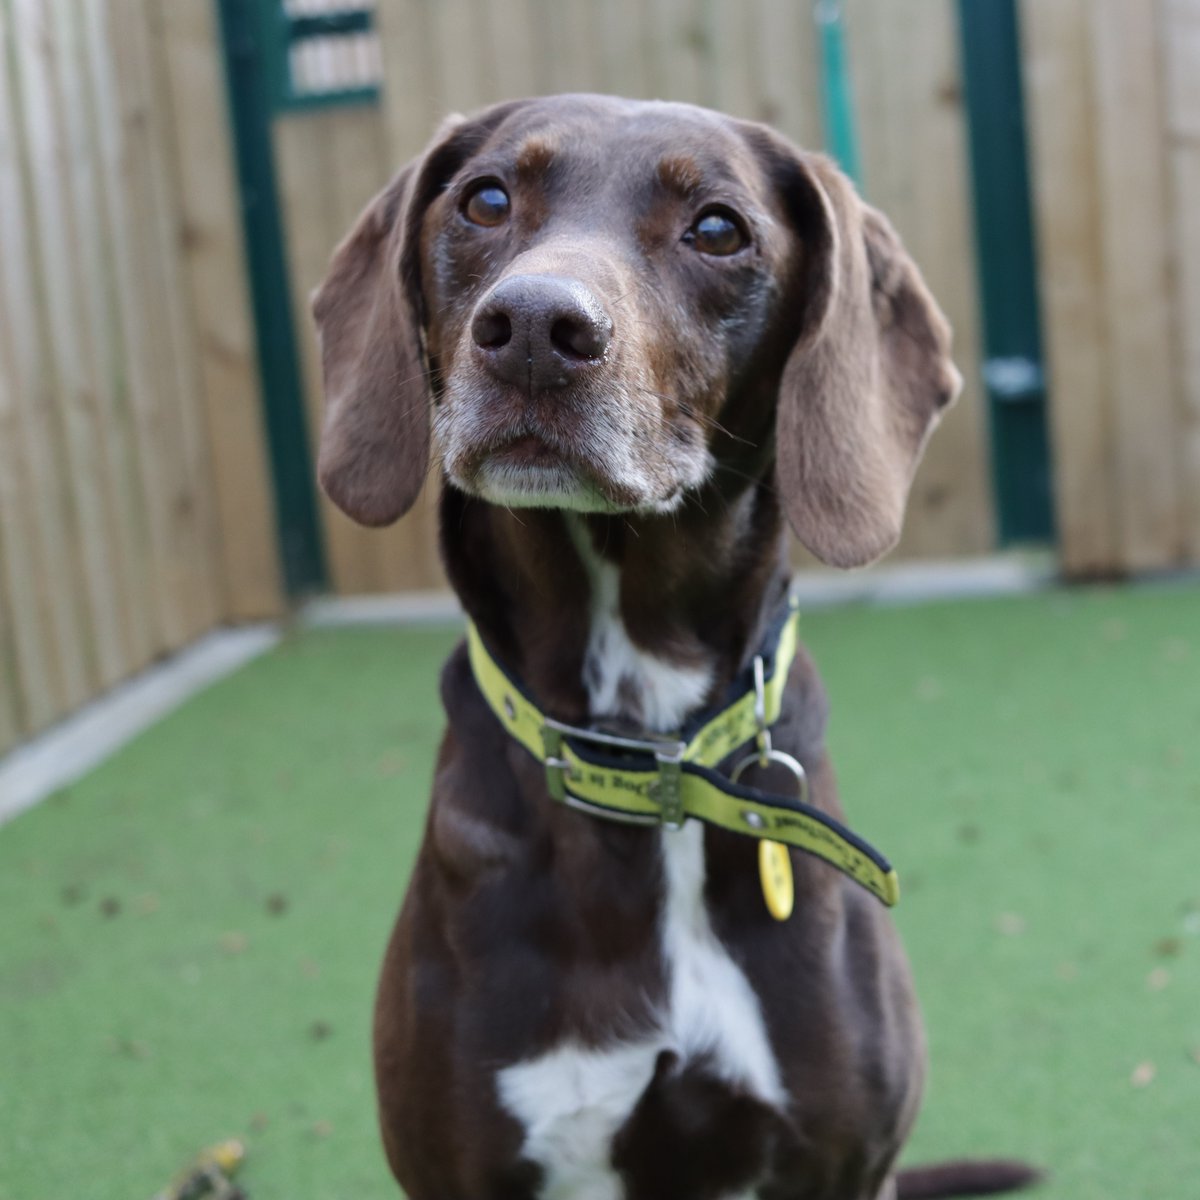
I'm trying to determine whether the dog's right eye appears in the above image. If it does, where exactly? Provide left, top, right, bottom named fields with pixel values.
left=462, top=182, right=511, bottom=228
left=683, top=207, right=749, bottom=257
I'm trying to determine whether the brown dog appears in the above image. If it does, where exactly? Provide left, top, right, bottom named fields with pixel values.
left=313, top=94, right=1035, bottom=1200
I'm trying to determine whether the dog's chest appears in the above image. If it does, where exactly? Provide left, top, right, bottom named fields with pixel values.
left=496, top=557, right=782, bottom=1199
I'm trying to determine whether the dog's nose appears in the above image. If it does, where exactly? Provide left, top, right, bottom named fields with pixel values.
left=471, top=274, right=612, bottom=392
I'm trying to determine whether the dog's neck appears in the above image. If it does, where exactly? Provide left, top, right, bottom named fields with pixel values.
left=441, top=474, right=791, bottom=730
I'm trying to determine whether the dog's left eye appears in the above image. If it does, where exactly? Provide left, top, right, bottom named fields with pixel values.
left=683, top=209, right=748, bottom=257
left=462, top=181, right=511, bottom=228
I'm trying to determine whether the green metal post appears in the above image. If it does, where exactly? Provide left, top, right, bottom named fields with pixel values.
left=958, top=0, right=1055, bottom=544
left=216, top=0, right=327, bottom=595
left=814, top=1, right=863, bottom=188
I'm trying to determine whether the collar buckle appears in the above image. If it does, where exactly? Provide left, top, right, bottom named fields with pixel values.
left=541, top=717, right=688, bottom=829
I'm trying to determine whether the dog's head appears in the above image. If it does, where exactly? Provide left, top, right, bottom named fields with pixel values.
left=313, top=95, right=960, bottom=568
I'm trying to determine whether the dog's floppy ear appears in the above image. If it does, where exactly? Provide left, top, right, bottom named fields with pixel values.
left=312, top=102, right=528, bottom=526
left=312, top=162, right=426, bottom=526
left=763, top=142, right=962, bottom=568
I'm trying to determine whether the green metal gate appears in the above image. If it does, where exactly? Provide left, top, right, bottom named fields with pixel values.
left=216, top=1, right=384, bottom=596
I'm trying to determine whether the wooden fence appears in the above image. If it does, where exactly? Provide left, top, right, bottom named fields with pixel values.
left=278, top=0, right=995, bottom=596
left=1022, top=0, right=1200, bottom=575
left=0, top=0, right=281, bottom=755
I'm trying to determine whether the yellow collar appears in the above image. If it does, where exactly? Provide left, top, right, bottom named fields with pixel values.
left=465, top=599, right=899, bottom=911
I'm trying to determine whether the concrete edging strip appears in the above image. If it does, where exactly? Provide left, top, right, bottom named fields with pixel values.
left=0, top=625, right=281, bottom=826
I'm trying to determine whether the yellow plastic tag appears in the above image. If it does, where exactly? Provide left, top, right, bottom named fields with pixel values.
left=759, top=839, right=794, bottom=921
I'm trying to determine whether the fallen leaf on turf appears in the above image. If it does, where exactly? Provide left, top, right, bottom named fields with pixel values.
left=376, top=752, right=408, bottom=777
left=1162, top=638, right=1190, bottom=663
left=1147, top=967, right=1171, bottom=991
left=996, top=912, right=1026, bottom=936
left=1153, top=937, right=1182, bottom=958
left=1131, top=1061, right=1156, bottom=1088
left=312, top=1120, right=333, bottom=1138
left=220, top=931, right=249, bottom=955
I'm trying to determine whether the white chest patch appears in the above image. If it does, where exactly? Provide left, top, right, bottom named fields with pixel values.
left=496, top=539, right=783, bottom=1197
left=580, top=556, right=711, bottom=731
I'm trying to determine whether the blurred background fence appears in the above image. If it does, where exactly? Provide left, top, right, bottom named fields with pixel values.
left=0, top=2, right=282, bottom=755
left=1, top=0, right=1199, bottom=754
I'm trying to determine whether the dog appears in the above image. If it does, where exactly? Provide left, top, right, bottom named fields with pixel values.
left=313, top=94, right=1037, bottom=1200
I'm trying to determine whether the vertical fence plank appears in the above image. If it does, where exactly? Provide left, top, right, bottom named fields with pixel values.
left=89, top=0, right=220, bottom=648
left=85, top=0, right=191, bottom=650
left=1020, top=0, right=1119, bottom=575
left=153, top=0, right=285, bottom=619
left=0, top=302, right=36, bottom=745
left=1, top=3, right=61, bottom=737
left=594, top=0, right=653, bottom=98
left=378, top=0, right=437, bottom=160
left=429, top=0, right=495, bottom=113
left=707, top=0, right=759, bottom=122
left=11, top=0, right=131, bottom=687
left=487, top=0, right=538, bottom=101
left=1089, top=0, right=1183, bottom=570
left=84, top=0, right=175, bottom=650
left=0, top=532, right=19, bottom=749
left=1162, top=0, right=1200, bottom=562
left=540, top=0, right=600, bottom=96
left=646, top=0, right=710, bottom=106
left=2, top=0, right=96, bottom=711
left=52, top=0, right=157, bottom=674
left=132, top=0, right=225, bottom=632
left=753, top=0, right=822, bottom=145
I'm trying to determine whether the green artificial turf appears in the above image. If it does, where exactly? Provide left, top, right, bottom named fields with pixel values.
left=2, top=584, right=1199, bottom=1199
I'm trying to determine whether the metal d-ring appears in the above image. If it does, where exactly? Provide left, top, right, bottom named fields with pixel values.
left=731, top=746, right=809, bottom=808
